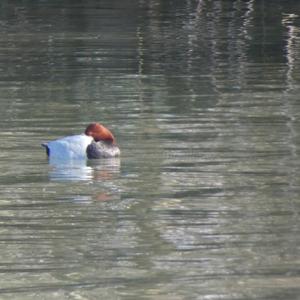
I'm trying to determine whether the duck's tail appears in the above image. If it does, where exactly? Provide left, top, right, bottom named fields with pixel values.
left=41, top=143, right=50, bottom=156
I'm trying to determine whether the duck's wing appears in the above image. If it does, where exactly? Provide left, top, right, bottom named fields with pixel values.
left=43, top=135, right=93, bottom=160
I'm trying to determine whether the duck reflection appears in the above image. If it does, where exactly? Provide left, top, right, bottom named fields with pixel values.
left=48, top=157, right=121, bottom=182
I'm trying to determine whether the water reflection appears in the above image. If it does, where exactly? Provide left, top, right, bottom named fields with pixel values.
left=48, top=158, right=121, bottom=182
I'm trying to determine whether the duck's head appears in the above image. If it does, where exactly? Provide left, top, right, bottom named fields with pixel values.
left=85, top=123, right=116, bottom=144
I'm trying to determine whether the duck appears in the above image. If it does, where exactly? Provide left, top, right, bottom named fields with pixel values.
left=42, top=123, right=120, bottom=160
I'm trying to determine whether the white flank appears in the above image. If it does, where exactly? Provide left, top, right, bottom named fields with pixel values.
left=46, top=134, right=93, bottom=160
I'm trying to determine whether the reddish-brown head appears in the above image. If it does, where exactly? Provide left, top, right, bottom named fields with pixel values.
left=85, top=123, right=116, bottom=144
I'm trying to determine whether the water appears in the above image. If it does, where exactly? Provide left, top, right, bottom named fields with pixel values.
left=0, top=0, right=300, bottom=299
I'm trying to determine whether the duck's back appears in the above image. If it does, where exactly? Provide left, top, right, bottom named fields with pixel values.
left=44, top=134, right=93, bottom=160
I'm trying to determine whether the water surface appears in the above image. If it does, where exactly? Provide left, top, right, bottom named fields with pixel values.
left=0, top=1, right=300, bottom=299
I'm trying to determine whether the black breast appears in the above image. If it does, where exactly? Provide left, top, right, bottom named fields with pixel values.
left=86, top=141, right=119, bottom=159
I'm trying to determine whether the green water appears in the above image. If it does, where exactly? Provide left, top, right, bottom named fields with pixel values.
left=0, top=1, right=300, bottom=299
